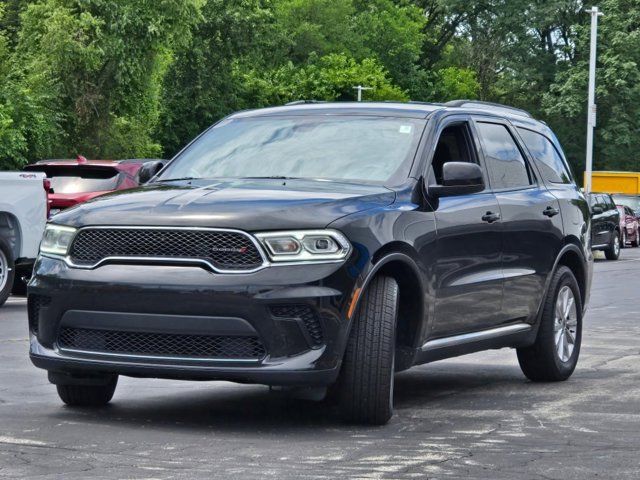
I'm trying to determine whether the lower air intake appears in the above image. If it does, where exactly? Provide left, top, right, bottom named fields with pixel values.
left=57, top=327, right=266, bottom=360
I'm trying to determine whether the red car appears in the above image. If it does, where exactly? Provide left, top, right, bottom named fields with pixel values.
left=617, top=204, right=639, bottom=248
left=24, top=157, right=165, bottom=216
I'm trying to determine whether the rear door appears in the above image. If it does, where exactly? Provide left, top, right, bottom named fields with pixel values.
left=516, top=127, right=589, bottom=256
left=474, top=119, right=564, bottom=322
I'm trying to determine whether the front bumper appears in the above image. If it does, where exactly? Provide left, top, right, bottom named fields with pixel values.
left=28, top=256, right=360, bottom=386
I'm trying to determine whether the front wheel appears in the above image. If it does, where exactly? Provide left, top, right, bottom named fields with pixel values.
left=517, top=266, right=582, bottom=381
left=334, top=276, right=398, bottom=425
left=56, top=376, right=118, bottom=407
left=604, top=232, right=621, bottom=260
left=631, top=228, right=639, bottom=248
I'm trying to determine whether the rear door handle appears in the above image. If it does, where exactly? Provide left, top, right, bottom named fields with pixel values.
left=543, top=206, right=560, bottom=217
left=482, top=211, right=501, bottom=223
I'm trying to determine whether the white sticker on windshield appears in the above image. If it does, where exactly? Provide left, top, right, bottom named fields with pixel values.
left=399, top=125, right=413, bottom=134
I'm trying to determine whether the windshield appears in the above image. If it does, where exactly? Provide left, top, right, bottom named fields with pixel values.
left=158, top=116, right=425, bottom=183
left=613, top=195, right=640, bottom=212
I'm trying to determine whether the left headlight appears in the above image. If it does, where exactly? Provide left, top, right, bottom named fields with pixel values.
left=40, top=224, right=77, bottom=256
left=255, top=230, right=351, bottom=263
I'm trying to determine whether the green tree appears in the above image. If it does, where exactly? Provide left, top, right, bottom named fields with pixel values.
left=240, top=53, right=408, bottom=106
left=12, top=0, right=202, bottom=161
left=157, top=0, right=277, bottom=155
left=544, top=0, right=640, bottom=173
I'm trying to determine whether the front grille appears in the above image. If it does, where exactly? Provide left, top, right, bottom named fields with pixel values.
left=270, top=305, right=324, bottom=347
left=57, top=327, right=266, bottom=360
left=28, top=295, right=51, bottom=336
left=69, top=228, right=264, bottom=271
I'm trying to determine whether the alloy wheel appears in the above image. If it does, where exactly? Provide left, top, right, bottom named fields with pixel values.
left=554, top=286, right=578, bottom=362
left=614, top=235, right=620, bottom=255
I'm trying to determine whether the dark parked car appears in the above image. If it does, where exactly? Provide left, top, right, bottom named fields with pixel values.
left=589, top=193, right=621, bottom=259
left=24, top=157, right=166, bottom=216
left=28, top=101, right=593, bottom=424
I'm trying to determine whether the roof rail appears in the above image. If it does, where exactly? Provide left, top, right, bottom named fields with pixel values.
left=444, top=100, right=533, bottom=119
left=407, top=100, right=443, bottom=106
left=285, top=100, right=327, bottom=106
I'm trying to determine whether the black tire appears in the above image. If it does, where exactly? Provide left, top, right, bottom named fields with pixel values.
left=604, top=231, right=621, bottom=260
left=56, top=376, right=118, bottom=407
left=517, top=266, right=582, bottom=382
left=631, top=228, right=639, bottom=248
left=334, top=275, right=398, bottom=425
left=621, top=231, right=627, bottom=249
left=0, top=239, right=15, bottom=308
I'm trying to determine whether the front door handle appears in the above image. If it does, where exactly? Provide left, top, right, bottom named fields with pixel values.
left=482, top=211, right=501, bottom=223
left=543, top=206, right=560, bottom=217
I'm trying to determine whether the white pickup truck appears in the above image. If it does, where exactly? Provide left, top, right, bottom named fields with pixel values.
left=0, top=172, right=48, bottom=306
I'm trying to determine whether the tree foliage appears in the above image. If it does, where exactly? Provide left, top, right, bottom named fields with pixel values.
left=0, top=0, right=638, bottom=176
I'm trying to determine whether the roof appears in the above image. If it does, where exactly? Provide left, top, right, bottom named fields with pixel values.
left=230, top=100, right=543, bottom=125
left=231, top=101, right=442, bottom=119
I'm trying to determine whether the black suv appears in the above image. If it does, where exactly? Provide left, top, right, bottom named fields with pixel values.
left=28, top=101, right=593, bottom=424
left=589, top=192, right=621, bottom=260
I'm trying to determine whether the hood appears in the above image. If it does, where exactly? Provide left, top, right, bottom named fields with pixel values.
left=52, top=178, right=396, bottom=230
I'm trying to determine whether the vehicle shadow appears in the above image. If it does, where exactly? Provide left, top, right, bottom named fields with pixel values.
left=45, top=361, right=530, bottom=432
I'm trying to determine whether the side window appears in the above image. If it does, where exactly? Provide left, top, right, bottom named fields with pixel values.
left=476, top=122, right=532, bottom=190
left=429, top=122, right=478, bottom=185
left=596, top=195, right=606, bottom=210
left=517, top=128, right=572, bottom=184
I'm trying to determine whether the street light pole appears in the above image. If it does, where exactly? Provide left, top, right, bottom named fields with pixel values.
left=352, top=85, right=373, bottom=102
left=585, top=6, right=603, bottom=194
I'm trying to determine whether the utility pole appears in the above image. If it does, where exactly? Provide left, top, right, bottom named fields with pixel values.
left=584, top=6, right=603, bottom=194
left=352, top=85, right=372, bottom=102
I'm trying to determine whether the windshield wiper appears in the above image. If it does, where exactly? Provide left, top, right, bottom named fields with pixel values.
left=243, top=176, right=301, bottom=180
left=154, top=177, right=198, bottom=182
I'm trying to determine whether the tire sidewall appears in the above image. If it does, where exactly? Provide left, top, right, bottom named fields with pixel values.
left=0, top=238, right=15, bottom=306
left=549, top=268, right=583, bottom=376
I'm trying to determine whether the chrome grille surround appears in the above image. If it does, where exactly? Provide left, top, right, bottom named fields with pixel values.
left=62, top=226, right=268, bottom=273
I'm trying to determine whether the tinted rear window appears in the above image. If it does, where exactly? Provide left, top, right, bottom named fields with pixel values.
left=517, top=128, right=572, bottom=184
left=28, top=166, right=120, bottom=194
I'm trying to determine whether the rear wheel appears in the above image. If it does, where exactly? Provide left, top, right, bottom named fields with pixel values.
left=334, top=276, right=398, bottom=425
left=632, top=228, right=639, bottom=248
left=604, top=232, right=621, bottom=260
left=517, top=266, right=582, bottom=381
left=0, top=240, right=15, bottom=308
left=56, top=376, right=118, bottom=407
left=622, top=230, right=627, bottom=249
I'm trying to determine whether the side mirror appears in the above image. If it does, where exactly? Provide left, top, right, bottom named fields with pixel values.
left=591, top=206, right=603, bottom=215
left=138, top=160, right=165, bottom=184
left=429, top=162, right=485, bottom=197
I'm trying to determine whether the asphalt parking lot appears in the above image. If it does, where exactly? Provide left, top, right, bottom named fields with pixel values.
left=1, top=249, right=639, bottom=479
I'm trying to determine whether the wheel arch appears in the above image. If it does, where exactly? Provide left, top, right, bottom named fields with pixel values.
left=552, top=243, right=588, bottom=312
left=0, top=211, right=21, bottom=260
left=349, top=243, right=427, bottom=370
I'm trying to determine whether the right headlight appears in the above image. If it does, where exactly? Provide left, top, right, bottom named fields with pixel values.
left=40, top=224, right=77, bottom=256
left=255, top=230, right=351, bottom=264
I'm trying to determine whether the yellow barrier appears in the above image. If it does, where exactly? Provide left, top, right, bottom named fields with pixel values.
left=586, top=171, right=640, bottom=195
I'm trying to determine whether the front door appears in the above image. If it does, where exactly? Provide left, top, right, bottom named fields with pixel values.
left=427, top=118, right=504, bottom=337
